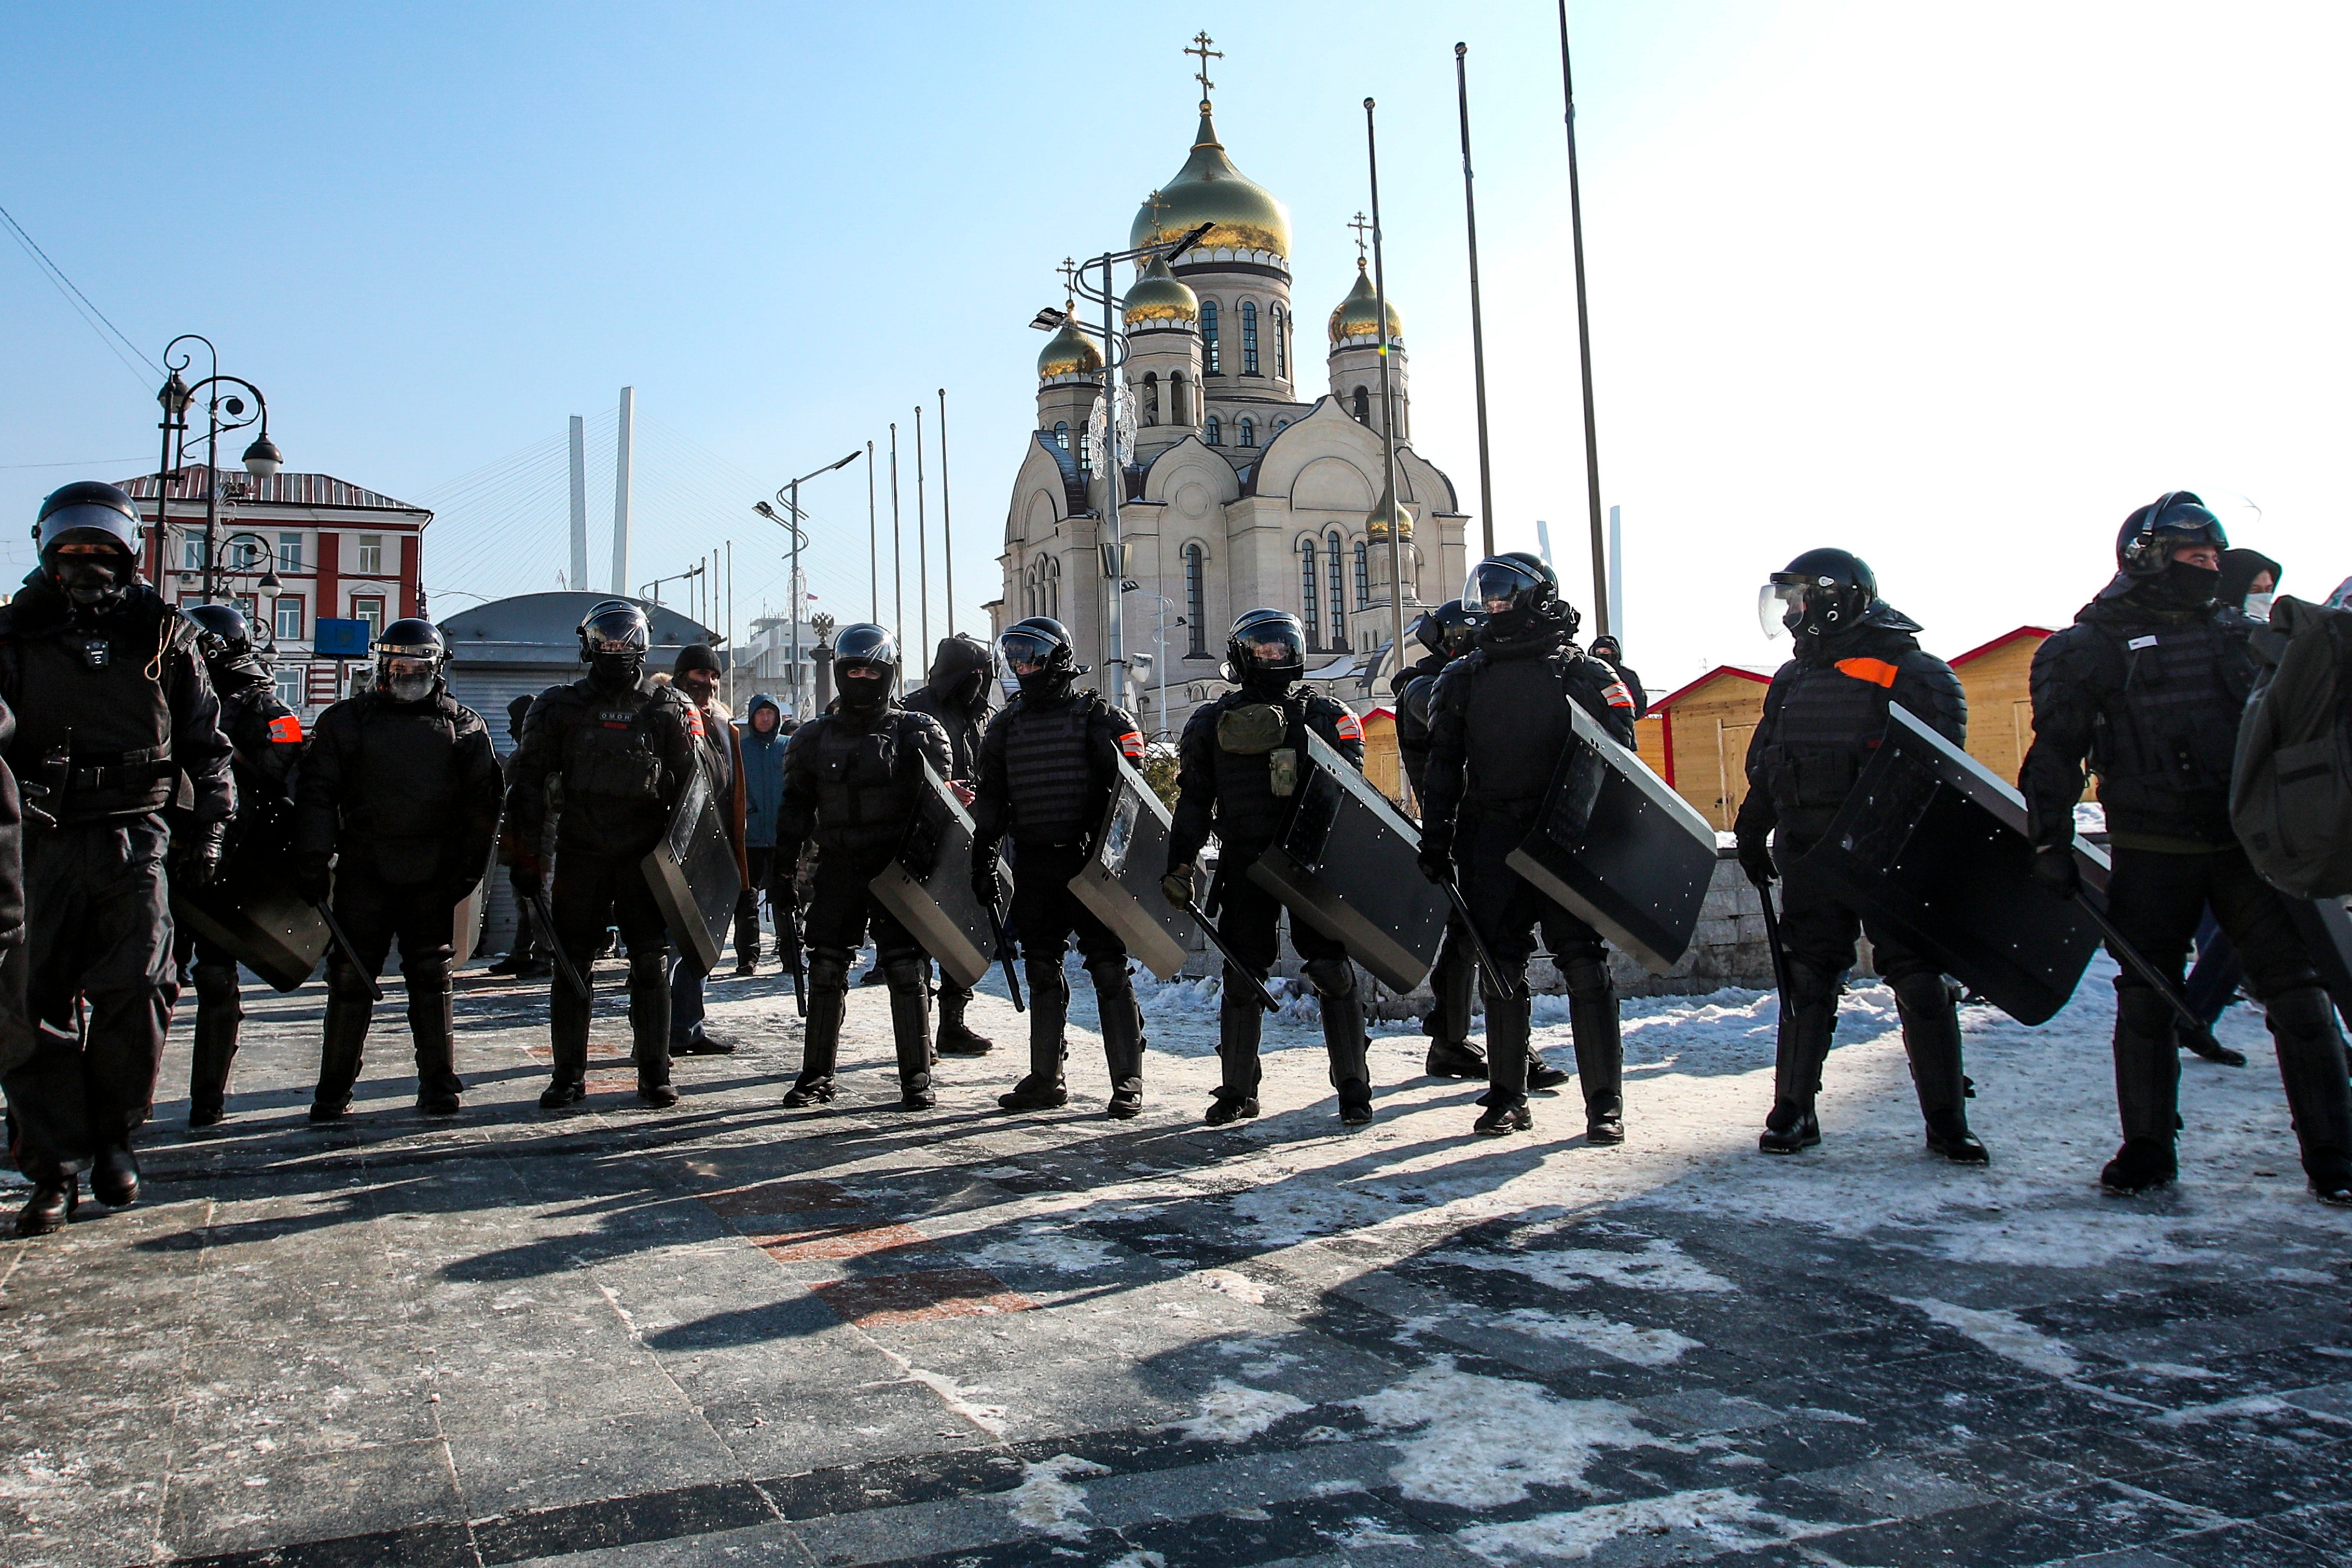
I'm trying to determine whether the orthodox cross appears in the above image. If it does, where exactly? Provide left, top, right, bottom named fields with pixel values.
left=1186, top=32, right=1221, bottom=101
left=1058, top=256, right=1079, bottom=302
left=1348, top=212, right=1372, bottom=264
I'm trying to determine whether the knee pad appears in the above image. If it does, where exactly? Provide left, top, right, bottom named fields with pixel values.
left=627, top=949, right=667, bottom=983
left=808, top=951, right=852, bottom=993
left=1025, top=956, right=1069, bottom=998
left=1784, top=958, right=1841, bottom=1010
left=881, top=958, right=928, bottom=997
left=1560, top=952, right=1615, bottom=1003
left=192, top=962, right=241, bottom=1005
left=1302, top=958, right=1355, bottom=999
left=326, top=961, right=378, bottom=1004
left=1085, top=955, right=1133, bottom=993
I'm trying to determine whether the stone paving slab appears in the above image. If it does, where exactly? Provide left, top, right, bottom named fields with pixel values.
left=2, top=956, right=2348, bottom=1566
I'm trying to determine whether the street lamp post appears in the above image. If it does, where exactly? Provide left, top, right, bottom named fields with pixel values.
left=152, top=335, right=283, bottom=604
left=753, top=449, right=859, bottom=718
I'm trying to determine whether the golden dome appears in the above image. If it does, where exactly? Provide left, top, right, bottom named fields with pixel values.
left=1123, top=254, right=1199, bottom=328
left=1129, top=104, right=1292, bottom=261
left=1366, top=479, right=1414, bottom=540
left=1036, top=310, right=1103, bottom=381
left=1328, top=259, right=1402, bottom=345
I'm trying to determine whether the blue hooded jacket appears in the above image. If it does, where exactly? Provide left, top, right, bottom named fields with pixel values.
left=737, top=692, right=789, bottom=848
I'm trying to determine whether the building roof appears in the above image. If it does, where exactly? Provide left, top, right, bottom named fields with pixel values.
left=438, top=591, right=718, bottom=666
left=118, top=466, right=431, bottom=518
left=1649, top=664, right=1775, bottom=711
left=1948, top=626, right=2058, bottom=666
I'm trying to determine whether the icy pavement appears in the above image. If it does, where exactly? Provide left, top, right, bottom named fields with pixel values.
left=2, top=951, right=2348, bottom=1567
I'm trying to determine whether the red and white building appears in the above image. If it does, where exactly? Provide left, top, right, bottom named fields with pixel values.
left=119, top=466, right=430, bottom=722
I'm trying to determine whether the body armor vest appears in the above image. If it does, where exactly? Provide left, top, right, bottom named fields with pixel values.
left=1002, top=694, right=1095, bottom=845
left=1208, top=691, right=1308, bottom=847
left=2088, top=617, right=2248, bottom=820
left=563, top=689, right=667, bottom=805
left=1759, top=657, right=1894, bottom=814
left=1459, top=647, right=1577, bottom=813
left=343, top=695, right=470, bottom=883
left=812, top=710, right=924, bottom=853
left=11, top=609, right=176, bottom=823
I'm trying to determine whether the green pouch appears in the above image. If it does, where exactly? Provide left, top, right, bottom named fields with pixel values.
left=1269, top=747, right=1298, bottom=798
left=1216, top=703, right=1288, bottom=755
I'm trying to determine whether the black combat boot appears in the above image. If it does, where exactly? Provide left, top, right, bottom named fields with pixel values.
left=1090, top=956, right=1146, bottom=1118
left=937, top=981, right=994, bottom=1057
left=629, top=949, right=678, bottom=1107
left=311, top=986, right=376, bottom=1122
left=408, top=966, right=463, bottom=1117
left=90, top=1139, right=140, bottom=1209
left=1000, top=956, right=1071, bottom=1110
left=2264, top=984, right=2352, bottom=1206
left=1892, top=972, right=1985, bottom=1164
left=540, top=939, right=592, bottom=1109
left=883, top=958, right=934, bottom=1109
left=2177, top=1018, right=2246, bottom=1067
left=187, top=959, right=243, bottom=1127
left=1759, top=959, right=1835, bottom=1154
left=13, top=1167, right=75, bottom=1237
left=2102, top=986, right=2180, bottom=1194
left=1308, top=959, right=1374, bottom=1128
left=1478, top=973, right=1534, bottom=1137
left=732, top=900, right=761, bottom=976
left=1526, top=1050, right=1572, bottom=1092
left=1208, top=972, right=1265, bottom=1125
left=1564, top=954, right=1625, bottom=1144
left=785, top=952, right=848, bottom=1106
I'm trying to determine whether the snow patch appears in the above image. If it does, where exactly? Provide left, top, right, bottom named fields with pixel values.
left=1192, top=1268, right=1270, bottom=1305
left=1899, top=1297, right=2081, bottom=1378
left=1170, top=1379, right=1311, bottom=1444
left=1350, top=1359, right=1661, bottom=1508
left=1495, top=1307, right=1702, bottom=1366
left=1005, top=1453, right=1111, bottom=1539
left=962, top=1224, right=1121, bottom=1275
left=1455, top=1488, right=1796, bottom=1562
left=1445, top=1237, right=1737, bottom=1297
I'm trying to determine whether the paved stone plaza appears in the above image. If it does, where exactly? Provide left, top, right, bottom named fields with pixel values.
left=3, top=956, right=2348, bottom=1567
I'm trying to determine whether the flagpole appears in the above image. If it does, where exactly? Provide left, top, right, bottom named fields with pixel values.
left=1557, top=0, right=1610, bottom=636
left=937, top=388, right=956, bottom=637
left=1456, top=41, right=1496, bottom=558
left=888, top=423, right=904, bottom=651
left=914, top=403, right=931, bottom=656
left=1366, top=96, right=1407, bottom=669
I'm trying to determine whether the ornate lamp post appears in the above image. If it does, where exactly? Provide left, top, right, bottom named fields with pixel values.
left=151, top=335, right=282, bottom=606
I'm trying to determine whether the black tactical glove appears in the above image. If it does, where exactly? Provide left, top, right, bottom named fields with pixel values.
left=1736, top=832, right=1776, bottom=886
left=1161, top=863, right=1196, bottom=910
left=186, top=820, right=229, bottom=890
left=2031, top=844, right=2079, bottom=898
left=767, top=852, right=800, bottom=912
left=972, top=851, right=1001, bottom=910
left=1416, top=831, right=1454, bottom=886
left=296, top=852, right=333, bottom=905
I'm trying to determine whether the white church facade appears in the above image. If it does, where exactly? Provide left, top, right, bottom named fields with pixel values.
left=990, top=52, right=1468, bottom=739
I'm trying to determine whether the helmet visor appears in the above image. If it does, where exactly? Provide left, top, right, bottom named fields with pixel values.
left=1235, top=623, right=1304, bottom=672
left=38, top=506, right=137, bottom=553
left=1463, top=558, right=1544, bottom=617
left=1758, top=577, right=1810, bottom=641
left=583, top=620, right=648, bottom=655
left=994, top=628, right=1061, bottom=676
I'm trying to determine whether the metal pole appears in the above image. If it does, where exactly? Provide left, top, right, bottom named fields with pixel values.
left=914, top=403, right=930, bottom=657
left=152, top=394, right=178, bottom=586
left=789, top=478, right=803, bottom=719
left=1365, top=98, right=1407, bottom=668
left=888, top=423, right=904, bottom=651
left=936, top=388, right=955, bottom=636
left=200, top=393, right=222, bottom=604
left=1101, top=254, right=1126, bottom=715
left=1557, top=2, right=1610, bottom=637
left=865, top=440, right=879, bottom=622
left=611, top=385, right=635, bottom=596
left=726, top=538, right=736, bottom=712
left=1455, top=43, right=1497, bottom=558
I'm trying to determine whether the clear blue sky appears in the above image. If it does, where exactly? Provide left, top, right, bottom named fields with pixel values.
left=5, top=2, right=2346, bottom=683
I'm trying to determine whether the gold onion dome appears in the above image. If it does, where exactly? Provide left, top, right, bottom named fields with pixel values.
left=1123, top=254, right=1199, bottom=328
left=1036, top=309, right=1103, bottom=381
left=1329, top=259, right=1402, bottom=345
left=1128, top=104, right=1293, bottom=260
left=1366, top=478, right=1414, bottom=540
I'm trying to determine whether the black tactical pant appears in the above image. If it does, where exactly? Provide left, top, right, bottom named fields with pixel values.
left=548, top=848, right=672, bottom=1088
left=317, top=858, right=461, bottom=1105
left=172, top=924, right=243, bottom=1116
left=1, top=820, right=176, bottom=1177
left=796, top=843, right=929, bottom=1091
left=1008, top=840, right=1137, bottom=1093
left=1208, top=841, right=1363, bottom=1103
left=737, top=847, right=776, bottom=962
left=2104, top=844, right=2352, bottom=1177
left=1459, top=808, right=1620, bottom=1115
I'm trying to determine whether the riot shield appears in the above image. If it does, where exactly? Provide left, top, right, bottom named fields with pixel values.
left=641, top=764, right=742, bottom=974
left=1504, top=702, right=1719, bottom=976
left=170, top=796, right=329, bottom=993
left=1794, top=702, right=2110, bottom=1026
left=1247, top=729, right=1446, bottom=992
left=1069, top=758, right=1198, bottom=981
left=869, top=759, right=1014, bottom=990
left=451, top=818, right=502, bottom=969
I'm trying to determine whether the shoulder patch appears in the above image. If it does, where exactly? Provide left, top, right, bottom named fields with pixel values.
left=1600, top=679, right=1635, bottom=710
left=1117, top=727, right=1145, bottom=762
left=1834, top=657, right=1900, bottom=688
left=267, top=714, right=303, bottom=744
left=683, top=704, right=706, bottom=739
left=1333, top=709, right=1363, bottom=742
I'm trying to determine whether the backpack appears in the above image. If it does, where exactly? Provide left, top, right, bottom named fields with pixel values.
left=2232, top=595, right=2352, bottom=896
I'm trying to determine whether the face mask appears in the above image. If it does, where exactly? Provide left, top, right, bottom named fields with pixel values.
left=53, top=554, right=126, bottom=613
left=2241, top=591, right=2276, bottom=622
left=954, top=669, right=988, bottom=705
left=589, top=652, right=645, bottom=688
left=838, top=670, right=889, bottom=711
left=1016, top=668, right=1068, bottom=700
left=2162, top=560, right=2221, bottom=606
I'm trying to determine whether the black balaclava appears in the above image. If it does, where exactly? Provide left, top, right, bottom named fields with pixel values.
left=50, top=548, right=131, bottom=619
left=589, top=649, right=644, bottom=690
left=838, top=665, right=891, bottom=714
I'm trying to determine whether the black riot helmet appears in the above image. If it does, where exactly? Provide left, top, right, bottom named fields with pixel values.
left=2116, top=491, right=2228, bottom=578
left=184, top=602, right=254, bottom=672
left=832, top=622, right=900, bottom=712
left=376, top=616, right=447, bottom=703
left=577, top=599, right=652, bottom=688
left=1223, top=607, right=1307, bottom=694
left=1463, top=552, right=1563, bottom=640
left=995, top=616, right=1080, bottom=699
left=1760, top=548, right=1878, bottom=642
left=36, top=480, right=144, bottom=615
left=1409, top=599, right=1478, bottom=660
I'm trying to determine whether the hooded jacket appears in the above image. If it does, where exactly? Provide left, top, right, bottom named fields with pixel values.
left=737, top=692, right=788, bottom=849
left=902, top=634, right=993, bottom=779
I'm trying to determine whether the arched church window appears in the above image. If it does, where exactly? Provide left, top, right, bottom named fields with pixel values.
left=1351, top=386, right=1369, bottom=425
left=1238, top=418, right=1255, bottom=448
left=1077, top=423, right=1092, bottom=470
left=1241, top=300, right=1259, bottom=376
left=1271, top=305, right=1286, bottom=379
left=1299, top=538, right=1320, bottom=646
left=1172, top=373, right=1190, bottom=427
left=1205, top=415, right=1222, bottom=447
left=1327, top=531, right=1347, bottom=648
left=1054, top=421, right=1070, bottom=450
left=1201, top=300, right=1221, bottom=374
left=1272, top=418, right=1289, bottom=437
left=1142, top=372, right=1159, bottom=426
left=1184, top=544, right=1206, bottom=656
left=1354, top=540, right=1369, bottom=608
left=1030, top=553, right=1060, bottom=621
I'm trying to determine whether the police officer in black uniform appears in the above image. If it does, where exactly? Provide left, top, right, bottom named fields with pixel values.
left=971, top=617, right=1149, bottom=1117
left=1735, top=548, right=1982, bottom=1162
left=1163, top=608, right=1375, bottom=1128
left=296, top=619, right=502, bottom=1118
left=905, top=632, right=996, bottom=1057
left=2022, top=494, right=2352, bottom=1203
left=1420, top=555, right=1642, bottom=1140
left=176, top=603, right=304, bottom=1126
left=1394, top=601, right=1487, bottom=1083
left=1, top=482, right=233, bottom=1235
left=770, top=624, right=952, bottom=1109
left=507, top=601, right=701, bottom=1110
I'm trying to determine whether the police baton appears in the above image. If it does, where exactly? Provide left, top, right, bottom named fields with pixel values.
left=1180, top=897, right=1283, bottom=1014
left=523, top=886, right=591, bottom=999
left=780, top=909, right=808, bottom=1019
left=309, top=900, right=385, bottom=1004
left=2067, top=890, right=2207, bottom=1036
left=1438, top=877, right=1521, bottom=1002
left=1748, top=871, right=1793, bottom=1002
left=984, top=895, right=1027, bottom=1013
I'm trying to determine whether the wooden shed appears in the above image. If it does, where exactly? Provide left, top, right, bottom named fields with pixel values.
left=1950, top=626, right=2064, bottom=790
left=1637, top=666, right=1775, bottom=830
left=1360, top=704, right=1407, bottom=808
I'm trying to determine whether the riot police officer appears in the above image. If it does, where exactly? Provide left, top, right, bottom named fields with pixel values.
left=1394, top=602, right=1486, bottom=1083
left=905, top=633, right=996, bottom=1057
left=296, top=619, right=502, bottom=1118
left=506, top=601, right=701, bottom=1109
left=1735, top=548, right=1980, bottom=1161
left=1420, top=555, right=1641, bottom=1140
left=970, top=618, right=1148, bottom=1117
left=1163, top=608, right=1373, bottom=1128
left=175, top=603, right=303, bottom=1125
left=770, top=625, right=952, bottom=1109
left=1, top=482, right=233, bottom=1234
left=2022, top=494, right=2352, bottom=1203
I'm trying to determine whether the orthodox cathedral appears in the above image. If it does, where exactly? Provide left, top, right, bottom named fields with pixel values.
left=990, top=41, right=1467, bottom=739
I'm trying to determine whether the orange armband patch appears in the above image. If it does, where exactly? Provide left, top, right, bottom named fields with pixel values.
left=1834, top=657, right=1900, bottom=688
left=267, top=714, right=304, bottom=743
left=1117, top=729, right=1144, bottom=761
left=1600, top=680, right=1634, bottom=709
left=1333, top=710, right=1363, bottom=742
